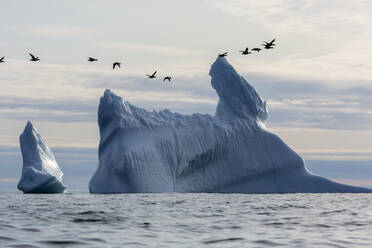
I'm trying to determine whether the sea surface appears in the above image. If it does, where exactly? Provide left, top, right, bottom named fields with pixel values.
left=1, top=192, right=372, bottom=247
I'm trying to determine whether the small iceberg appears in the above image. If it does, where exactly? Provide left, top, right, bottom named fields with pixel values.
left=17, top=121, right=65, bottom=193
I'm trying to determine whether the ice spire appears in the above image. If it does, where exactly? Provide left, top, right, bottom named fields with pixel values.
left=17, top=121, right=65, bottom=193
left=209, top=57, right=268, bottom=121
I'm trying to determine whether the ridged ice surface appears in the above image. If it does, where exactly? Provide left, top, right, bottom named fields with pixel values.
left=17, top=121, right=65, bottom=193
left=89, top=57, right=372, bottom=193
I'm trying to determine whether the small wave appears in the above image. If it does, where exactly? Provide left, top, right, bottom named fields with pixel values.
left=81, top=237, right=106, bottom=243
left=254, top=240, right=283, bottom=246
left=264, top=222, right=285, bottom=226
left=0, top=223, right=16, bottom=229
left=202, top=237, right=244, bottom=244
left=70, top=210, right=126, bottom=223
left=321, top=209, right=347, bottom=215
left=78, top=210, right=105, bottom=215
left=7, top=244, right=40, bottom=248
left=72, top=218, right=107, bottom=223
left=19, top=228, right=41, bottom=232
left=0, top=236, right=16, bottom=241
left=138, top=222, right=151, bottom=228
left=38, top=240, right=87, bottom=246
left=311, top=223, right=332, bottom=228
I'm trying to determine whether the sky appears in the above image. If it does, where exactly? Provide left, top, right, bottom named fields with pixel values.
left=1, top=0, right=372, bottom=189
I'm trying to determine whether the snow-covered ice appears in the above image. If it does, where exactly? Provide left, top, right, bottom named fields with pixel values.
left=17, top=121, right=65, bottom=193
left=89, top=57, right=372, bottom=193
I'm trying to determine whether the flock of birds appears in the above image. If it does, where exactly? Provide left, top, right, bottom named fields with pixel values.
left=0, top=39, right=276, bottom=83
left=219, top=39, right=276, bottom=57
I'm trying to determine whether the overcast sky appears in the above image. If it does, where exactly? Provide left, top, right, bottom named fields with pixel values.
left=1, top=0, right=372, bottom=188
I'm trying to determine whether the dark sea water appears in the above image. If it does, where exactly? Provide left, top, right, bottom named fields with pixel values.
left=1, top=192, right=372, bottom=247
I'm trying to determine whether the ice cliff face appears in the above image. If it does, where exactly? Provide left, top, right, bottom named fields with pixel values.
left=89, top=57, right=372, bottom=193
left=17, top=121, right=65, bottom=193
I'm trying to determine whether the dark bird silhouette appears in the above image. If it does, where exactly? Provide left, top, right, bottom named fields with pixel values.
left=163, top=76, right=171, bottom=82
left=0, top=57, right=4, bottom=63
left=113, top=62, right=121, bottom=70
left=251, top=48, right=262, bottom=52
left=29, top=53, right=40, bottom=61
left=88, top=57, right=98, bottom=62
left=239, top=48, right=251, bottom=55
left=147, top=71, right=157, bottom=79
left=219, top=52, right=228, bottom=57
left=262, top=39, right=276, bottom=49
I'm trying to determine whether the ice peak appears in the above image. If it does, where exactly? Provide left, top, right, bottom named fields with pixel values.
left=26, top=120, right=33, bottom=128
left=103, top=88, right=114, bottom=99
left=209, top=57, right=268, bottom=121
left=24, top=120, right=35, bottom=132
left=99, top=88, right=127, bottom=128
left=20, top=121, right=54, bottom=166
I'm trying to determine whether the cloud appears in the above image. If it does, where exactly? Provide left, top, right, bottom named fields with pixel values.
left=301, top=151, right=372, bottom=161
left=0, top=96, right=97, bottom=122
left=101, top=42, right=206, bottom=57
left=0, top=59, right=219, bottom=123
left=20, top=25, right=98, bottom=37
left=213, top=0, right=372, bottom=35
left=334, top=179, right=372, bottom=188
left=2, top=58, right=372, bottom=130
left=0, top=178, right=18, bottom=184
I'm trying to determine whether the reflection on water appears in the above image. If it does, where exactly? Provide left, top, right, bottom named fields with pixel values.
left=0, top=192, right=372, bottom=247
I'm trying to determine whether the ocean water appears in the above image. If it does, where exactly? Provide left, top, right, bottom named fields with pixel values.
left=1, top=192, right=372, bottom=247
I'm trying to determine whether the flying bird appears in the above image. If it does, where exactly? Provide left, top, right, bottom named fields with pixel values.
left=219, top=52, right=228, bottom=57
left=163, top=76, right=171, bottom=82
left=88, top=57, right=98, bottom=62
left=29, top=53, right=40, bottom=61
left=239, top=48, right=251, bottom=55
left=251, top=48, right=262, bottom=52
left=0, top=57, right=4, bottom=63
left=146, top=71, right=157, bottom=79
left=262, top=39, right=276, bottom=49
left=113, top=62, right=121, bottom=70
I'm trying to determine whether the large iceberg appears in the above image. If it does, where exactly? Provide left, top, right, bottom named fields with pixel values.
left=89, top=57, right=372, bottom=193
left=17, top=121, right=65, bottom=193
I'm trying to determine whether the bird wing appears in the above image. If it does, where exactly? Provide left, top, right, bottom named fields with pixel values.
left=113, top=63, right=116, bottom=69
left=0, top=57, right=4, bottom=61
left=29, top=53, right=36, bottom=59
left=152, top=71, right=157, bottom=76
left=270, top=39, right=276, bottom=44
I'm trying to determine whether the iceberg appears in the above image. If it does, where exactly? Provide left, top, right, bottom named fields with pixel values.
left=17, top=121, right=65, bottom=193
left=89, top=57, right=372, bottom=193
